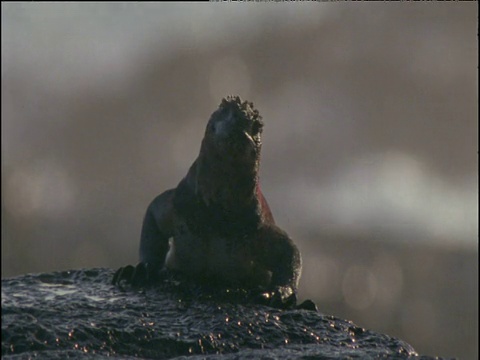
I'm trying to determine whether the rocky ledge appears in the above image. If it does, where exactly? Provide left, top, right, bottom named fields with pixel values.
left=1, top=268, right=451, bottom=359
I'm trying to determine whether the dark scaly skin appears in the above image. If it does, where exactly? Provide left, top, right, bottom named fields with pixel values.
left=113, top=96, right=306, bottom=309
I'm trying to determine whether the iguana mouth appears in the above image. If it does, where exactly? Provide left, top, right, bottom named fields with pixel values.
left=242, top=130, right=255, bottom=146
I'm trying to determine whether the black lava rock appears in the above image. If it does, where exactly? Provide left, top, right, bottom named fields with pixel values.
left=1, top=268, right=452, bottom=359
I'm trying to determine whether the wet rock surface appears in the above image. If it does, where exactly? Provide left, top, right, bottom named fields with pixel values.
left=1, top=268, right=449, bottom=359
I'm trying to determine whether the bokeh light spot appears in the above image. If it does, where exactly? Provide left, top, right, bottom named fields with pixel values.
left=342, top=265, right=378, bottom=310
left=4, top=160, right=75, bottom=218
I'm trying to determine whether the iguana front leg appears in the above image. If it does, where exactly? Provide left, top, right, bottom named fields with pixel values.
left=253, top=225, right=302, bottom=308
left=112, top=189, right=175, bottom=286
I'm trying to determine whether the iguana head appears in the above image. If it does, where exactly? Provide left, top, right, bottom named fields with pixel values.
left=202, top=96, right=264, bottom=165
left=193, top=96, right=264, bottom=208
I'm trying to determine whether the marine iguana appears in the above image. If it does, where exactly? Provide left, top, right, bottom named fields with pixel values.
left=113, top=96, right=309, bottom=309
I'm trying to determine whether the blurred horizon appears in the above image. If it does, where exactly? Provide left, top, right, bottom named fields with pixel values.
left=1, top=3, right=478, bottom=360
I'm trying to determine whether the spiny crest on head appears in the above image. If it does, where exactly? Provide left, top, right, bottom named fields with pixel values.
left=220, top=96, right=263, bottom=125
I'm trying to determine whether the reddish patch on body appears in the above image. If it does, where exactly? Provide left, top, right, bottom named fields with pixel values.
left=257, top=185, right=275, bottom=225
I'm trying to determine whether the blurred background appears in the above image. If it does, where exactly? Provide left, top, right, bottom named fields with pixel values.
left=1, top=3, right=477, bottom=359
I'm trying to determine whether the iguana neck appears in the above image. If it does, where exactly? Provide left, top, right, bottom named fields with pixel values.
left=192, top=154, right=260, bottom=210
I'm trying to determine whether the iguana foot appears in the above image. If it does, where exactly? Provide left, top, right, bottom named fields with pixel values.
left=112, top=262, right=162, bottom=287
